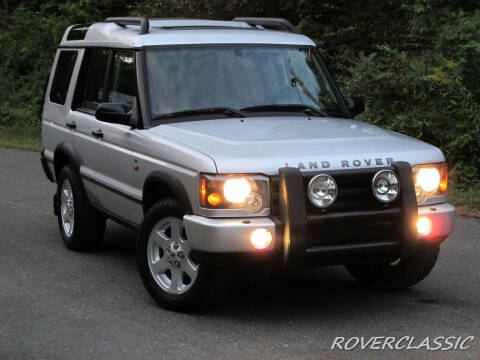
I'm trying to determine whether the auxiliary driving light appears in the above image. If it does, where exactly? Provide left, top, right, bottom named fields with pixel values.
left=250, top=228, right=273, bottom=250
left=417, top=216, right=433, bottom=237
left=372, top=170, right=400, bottom=203
left=308, top=174, right=338, bottom=208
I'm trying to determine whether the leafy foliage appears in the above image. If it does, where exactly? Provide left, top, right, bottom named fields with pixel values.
left=0, top=0, right=479, bottom=186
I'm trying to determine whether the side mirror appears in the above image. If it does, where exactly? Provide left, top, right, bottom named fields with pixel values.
left=95, top=103, right=134, bottom=127
left=345, top=97, right=365, bottom=117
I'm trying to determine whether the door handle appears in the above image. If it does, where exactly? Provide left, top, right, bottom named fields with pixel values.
left=91, top=129, right=103, bottom=138
left=66, top=121, right=76, bottom=129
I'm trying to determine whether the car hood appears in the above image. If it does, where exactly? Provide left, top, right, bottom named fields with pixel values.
left=148, top=117, right=444, bottom=175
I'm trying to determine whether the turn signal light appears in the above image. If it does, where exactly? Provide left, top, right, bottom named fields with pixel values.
left=207, top=192, right=223, bottom=206
left=201, top=178, right=207, bottom=205
left=250, top=228, right=272, bottom=250
left=440, top=177, right=448, bottom=192
left=417, top=216, right=433, bottom=237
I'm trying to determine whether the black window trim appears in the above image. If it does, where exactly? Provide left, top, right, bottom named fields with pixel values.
left=72, top=47, right=143, bottom=127
left=49, top=49, right=80, bottom=106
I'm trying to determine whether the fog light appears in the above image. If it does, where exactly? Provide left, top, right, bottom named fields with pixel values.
left=417, top=216, right=432, bottom=237
left=250, top=228, right=272, bottom=250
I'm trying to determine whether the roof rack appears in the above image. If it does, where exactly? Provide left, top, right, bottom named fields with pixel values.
left=105, top=17, right=149, bottom=35
left=233, top=17, right=299, bottom=34
left=101, top=17, right=298, bottom=35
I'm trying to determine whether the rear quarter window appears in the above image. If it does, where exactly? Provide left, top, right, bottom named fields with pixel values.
left=49, top=51, right=78, bottom=105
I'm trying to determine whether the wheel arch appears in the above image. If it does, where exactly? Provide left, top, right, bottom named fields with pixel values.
left=54, top=142, right=81, bottom=180
left=143, top=171, right=193, bottom=214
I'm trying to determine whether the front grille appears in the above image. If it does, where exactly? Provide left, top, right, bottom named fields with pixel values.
left=271, top=168, right=403, bottom=247
left=271, top=168, right=400, bottom=215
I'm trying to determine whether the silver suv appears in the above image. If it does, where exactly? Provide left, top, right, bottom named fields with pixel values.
left=41, top=17, right=455, bottom=311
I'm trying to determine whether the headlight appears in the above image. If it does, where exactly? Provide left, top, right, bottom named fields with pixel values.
left=413, top=163, right=448, bottom=203
left=224, top=179, right=251, bottom=203
left=200, top=174, right=269, bottom=214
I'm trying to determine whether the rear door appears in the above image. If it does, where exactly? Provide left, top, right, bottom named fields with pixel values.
left=42, top=49, right=80, bottom=163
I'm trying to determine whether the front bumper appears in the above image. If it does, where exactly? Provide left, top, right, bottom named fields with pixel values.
left=184, top=202, right=455, bottom=255
left=184, top=216, right=277, bottom=252
left=418, top=202, right=455, bottom=241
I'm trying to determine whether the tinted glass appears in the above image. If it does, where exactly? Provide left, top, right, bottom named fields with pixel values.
left=81, top=49, right=110, bottom=111
left=107, top=51, right=136, bottom=111
left=50, top=51, right=78, bottom=105
left=146, top=46, right=344, bottom=118
left=66, top=25, right=90, bottom=41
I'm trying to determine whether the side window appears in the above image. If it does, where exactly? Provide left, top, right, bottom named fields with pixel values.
left=107, top=51, right=136, bottom=111
left=77, top=49, right=111, bottom=111
left=50, top=51, right=78, bottom=105
left=74, top=49, right=136, bottom=115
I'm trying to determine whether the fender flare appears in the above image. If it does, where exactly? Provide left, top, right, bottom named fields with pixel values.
left=143, top=170, right=193, bottom=214
left=53, top=142, right=81, bottom=176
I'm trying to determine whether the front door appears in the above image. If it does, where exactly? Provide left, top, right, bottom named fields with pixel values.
left=68, top=48, right=143, bottom=225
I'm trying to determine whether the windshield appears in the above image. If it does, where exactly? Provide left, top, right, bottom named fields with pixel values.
left=146, top=46, right=346, bottom=119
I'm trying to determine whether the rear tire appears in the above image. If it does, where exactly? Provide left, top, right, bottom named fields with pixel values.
left=137, top=199, right=221, bottom=312
left=345, top=244, right=440, bottom=290
left=57, top=165, right=106, bottom=251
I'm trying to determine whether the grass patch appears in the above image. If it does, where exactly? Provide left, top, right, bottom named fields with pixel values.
left=0, top=125, right=42, bottom=152
left=448, top=185, right=480, bottom=219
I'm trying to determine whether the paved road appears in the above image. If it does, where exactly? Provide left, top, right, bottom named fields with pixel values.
left=0, top=148, right=479, bottom=360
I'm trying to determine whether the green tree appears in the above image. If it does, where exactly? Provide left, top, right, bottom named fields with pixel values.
left=0, top=0, right=478, bottom=184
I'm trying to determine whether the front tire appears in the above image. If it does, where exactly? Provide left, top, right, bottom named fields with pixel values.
left=137, top=199, right=218, bottom=312
left=57, top=165, right=106, bottom=251
left=345, top=244, right=440, bottom=290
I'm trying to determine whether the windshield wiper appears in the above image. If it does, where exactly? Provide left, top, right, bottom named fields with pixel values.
left=153, top=107, right=246, bottom=120
left=240, top=104, right=328, bottom=117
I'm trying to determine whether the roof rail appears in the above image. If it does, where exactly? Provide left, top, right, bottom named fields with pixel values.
left=105, top=17, right=149, bottom=35
left=233, top=17, right=299, bottom=34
